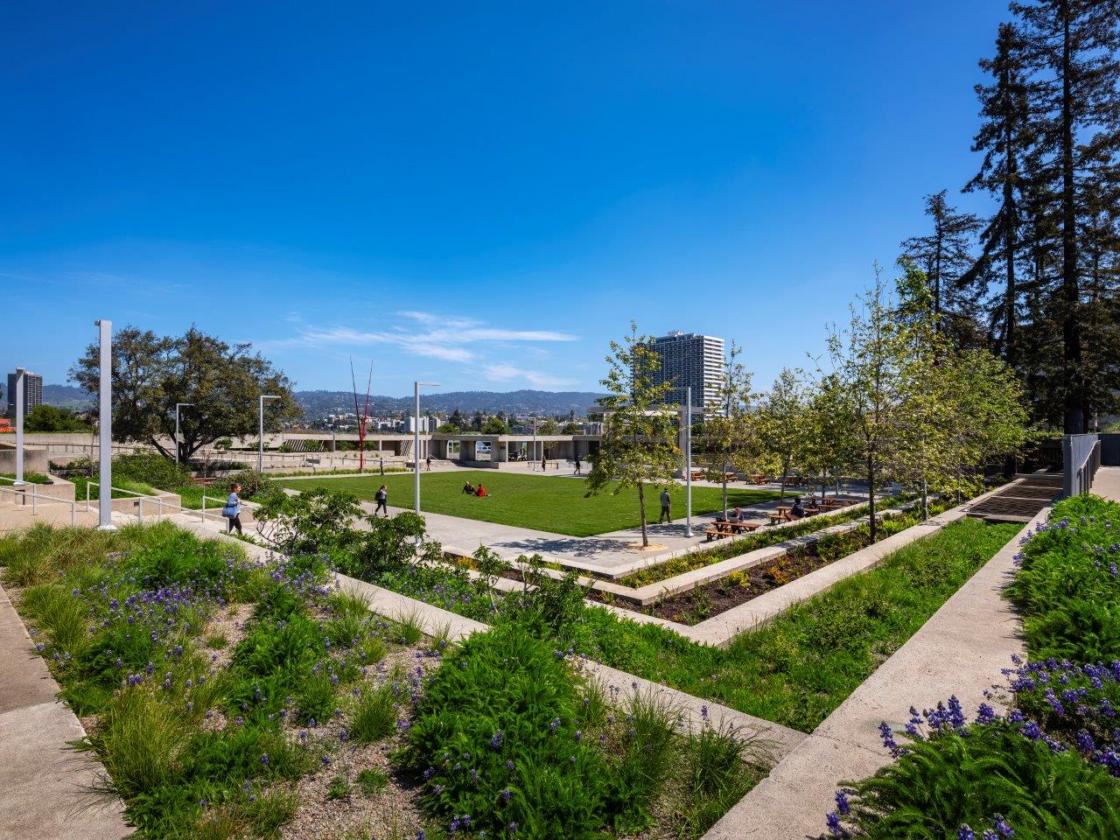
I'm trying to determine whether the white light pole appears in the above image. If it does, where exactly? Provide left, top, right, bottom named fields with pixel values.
left=414, top=381, right=439, bottom=513
left=174, top=403, right=194, bottom=464
left=95, top=320, right=115, bottom=530
left=258, top=395, right=280, bottom=473
left=13, top=368, right=24, bottom=486
left=685, top=386, right=693, bottom=537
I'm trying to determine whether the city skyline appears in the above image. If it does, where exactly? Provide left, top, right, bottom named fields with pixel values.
left=4, top=1, right=1010, bottom=393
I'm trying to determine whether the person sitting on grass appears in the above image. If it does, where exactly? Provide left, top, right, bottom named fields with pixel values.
left=463, top=481, right=476, bottom=495
left=476, top=483, right=488, bottom=498
left=790, top=496, right=805, bottom=519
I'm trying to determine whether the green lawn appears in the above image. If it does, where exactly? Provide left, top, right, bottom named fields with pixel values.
left=277, top=471, right=782, bottom=536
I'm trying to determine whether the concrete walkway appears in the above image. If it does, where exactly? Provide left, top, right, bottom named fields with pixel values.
left=703, top=508, right=1043, bottom=840
left=1093, top=466, right=1120, bottom=502
left=360, top=500, right=795, bottom=578
left=0, top=582, right=130, bottom=840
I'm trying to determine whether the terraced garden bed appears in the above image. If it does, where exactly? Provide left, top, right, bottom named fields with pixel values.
left=0, top=521, right=770, bottom=839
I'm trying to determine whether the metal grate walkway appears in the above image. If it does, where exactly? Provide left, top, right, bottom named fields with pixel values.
left=966, top=473, right=1062, bottom=523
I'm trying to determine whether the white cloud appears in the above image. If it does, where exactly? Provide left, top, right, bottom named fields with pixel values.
left=252, top=314, right=579, bottom=380
left=483, top=363, right=576, bottom=389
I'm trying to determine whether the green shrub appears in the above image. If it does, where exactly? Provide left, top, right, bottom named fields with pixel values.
left=114, top=453, right=193, bottom=491
left=834, top=720, right=1120, bottom=838
left=349, top=683, right=397, bottom=744
left=95, top=687, right=190, bottom=798
left=397, top=623, right=621, bottom=838
left=356, top=767, right=388, bottom=797
left=1007, top=495, right=1120, bottom=661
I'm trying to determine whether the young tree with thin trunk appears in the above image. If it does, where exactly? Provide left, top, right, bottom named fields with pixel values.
left=827, top=269, right=905, bottom=543
left=758, top=368, right=807, bottom=502
left=800, top=371, right=859, bottom=504
left=587, top=323, right=680, bottom=548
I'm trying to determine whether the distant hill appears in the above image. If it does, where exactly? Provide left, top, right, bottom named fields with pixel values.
left=295, top=389, right=605, bottom=418
left=41, top=384, right=604, bottom=418
left=43, top=384, right=94, bottom=409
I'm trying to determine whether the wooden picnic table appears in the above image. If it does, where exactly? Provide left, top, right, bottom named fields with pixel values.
left=705, top=518, right=762, bottom=541
left=769, top=506, right=793, bottom=525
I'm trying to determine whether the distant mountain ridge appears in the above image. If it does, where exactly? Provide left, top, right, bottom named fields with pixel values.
left=294, top=389, right=605, bottom=418
left=43, top=384, right=94, bottom=408
left=43, top=385, right=605, bottom=417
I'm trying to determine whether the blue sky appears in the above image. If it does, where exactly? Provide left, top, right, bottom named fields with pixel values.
left=2, top=1, right=1010, bottom=396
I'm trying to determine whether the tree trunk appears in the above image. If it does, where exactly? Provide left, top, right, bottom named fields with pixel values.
left=637, top=481, right=648, bottom=547
left=722, top=457, right=729, bottom=518
left=1059, top=6, right=1083, bottom=433
left=1002, top=93, right=1018, bottom=368
left=867, top=454, right=877, bottom=543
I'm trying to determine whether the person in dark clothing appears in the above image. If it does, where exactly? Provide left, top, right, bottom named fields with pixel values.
left=463, top=481, right=476, bottom=495
left=790, top=496, right=806, bottom=518
left=659, top=487, right=672, bottom=523
left=374, top=484, right=389, bottom=517
left=574, top=456, right=582, bottom=475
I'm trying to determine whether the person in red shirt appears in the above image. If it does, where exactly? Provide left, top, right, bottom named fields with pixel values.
left=476, top=483, right=487, bottom=498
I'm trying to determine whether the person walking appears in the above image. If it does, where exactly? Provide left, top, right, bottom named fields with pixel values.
left=541, top=454, right=547, bottom=472
left=222, top=482, right=244, bottom=535
left=659, top=487, right=672, bottom=524
left=379, top=457, right=384, bottom=476
left=426, top=455, right=432, bottom=471
left=374, top=484, right=389, bottom=517
left=574, top=456, right=581, bottom=475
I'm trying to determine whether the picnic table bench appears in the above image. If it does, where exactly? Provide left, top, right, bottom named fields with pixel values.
left=704, top=519, right=762, bottom=541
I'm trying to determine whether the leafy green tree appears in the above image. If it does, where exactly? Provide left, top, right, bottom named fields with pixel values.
left=448, top=409, right=466, bottom=430
left=800, top=371, right=860, bottom=502
left=24, top=404, right=91, bottom=432
left=71, top=326, right=300, bottom=463
left=826, top=269, right=907, bottom=542
left=481, top=416, right=509, bottom=435
left=436, top=423, right=461, bottom=434
left=693, top=342, right=758, bottom=517
left=758, top=368, right=808, bottom=501
left=587, top=323, right=680, bottom=548
left=537, top=419, right=559, bottom=435
left=561, top=421, right=581, bottom=435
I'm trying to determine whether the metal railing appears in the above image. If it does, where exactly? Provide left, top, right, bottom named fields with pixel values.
left=1062, top=434, right=1102, bottom=497
left=83, top=481, right=184, bottom=523
left=0, top=478, right=80, bottom=526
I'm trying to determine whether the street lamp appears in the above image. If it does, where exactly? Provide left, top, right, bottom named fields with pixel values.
left=175, top=403, right=194, bottom=464
left=95, top=320, right=115, bottom=530
left=13, top=368, right=24, bottom=486
left=258, top=395, right=280, bottom=473
left=414, top=381, right=439, bottom=513
left=685, top=386, right=693, bottom=538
